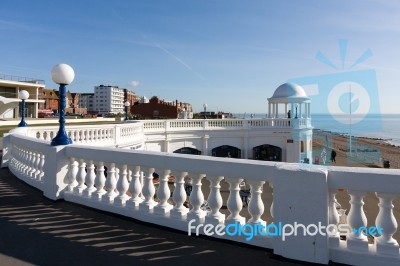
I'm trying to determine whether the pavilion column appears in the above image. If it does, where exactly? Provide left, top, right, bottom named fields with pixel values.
left=268, top=103, right=271, bottom=118
left=284, top=104, right=288, bottom=117
left=275, top=104, right=278, bottom=118
left=299, top=103, right=302, bottom=118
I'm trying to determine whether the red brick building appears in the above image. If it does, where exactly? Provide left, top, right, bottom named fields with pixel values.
left=131, top=96, right=192, bottom=119
left=38, top=88, right=59, bottom=111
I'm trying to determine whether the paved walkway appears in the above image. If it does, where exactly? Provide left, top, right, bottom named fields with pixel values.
left=0, top=168, right=324, bottom=266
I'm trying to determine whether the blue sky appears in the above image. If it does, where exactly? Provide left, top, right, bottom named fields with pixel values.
left=1, top=0, right=400, bottom=114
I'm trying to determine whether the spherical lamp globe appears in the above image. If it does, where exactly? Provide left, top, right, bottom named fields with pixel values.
left=18, top=90, right=30, bottom=100
left=51, top=64, right=75, bottom=85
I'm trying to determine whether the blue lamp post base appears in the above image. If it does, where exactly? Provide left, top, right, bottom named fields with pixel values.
left=51, top=132, right=72, bottom=146
left=18, top=120, right=28, bottom=127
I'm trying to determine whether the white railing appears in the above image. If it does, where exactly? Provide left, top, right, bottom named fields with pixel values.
left=14, top=122, right=145, bottom=148
left=140, top=118, right=310, bottom=133
left=2, top=127, right=399, bottom=265
left=12, top=118, right=310, bottom=150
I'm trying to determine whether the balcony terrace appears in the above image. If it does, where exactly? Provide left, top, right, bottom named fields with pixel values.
left=1, top=119, right=400, bottom=265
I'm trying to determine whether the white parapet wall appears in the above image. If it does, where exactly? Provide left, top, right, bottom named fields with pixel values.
left=13, top=118, right=313, bottom=163
left=2, top=121, right=400, bottom=265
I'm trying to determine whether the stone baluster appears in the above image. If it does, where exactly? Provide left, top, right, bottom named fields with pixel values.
left=270, top=182, right=274, bottom=221
left=15, top=146, right=22, bottom=169
left=38, top=153, right=45, bottom=181
left=171, top=171, right=189, bottom=219
left=77, top=131, right=81, bottom=142
left=18, top=147, right=24, bottom=169
left=347, top=190, right=368, bottom=251
left=155, top=169, right=172, bottom=215
left=114, top=164, right=130, bottom=206
left=128, top=166, right=143, bottom=207
left=247, top=180, right=266, bottom=226
left=28, top=151, right=37, bottom=177
left=33, top=152, right=41, bottom=179
left=23, top=149, right=30, bottom=174
left=94, top=129, right=99, bottom=142
left=9, top=145, right=15, bottom=167
left=375, top=192, right=399, bottom=255
left=225, top=177, right=245, bottom=224
left=103, top=163, right=117, bottom=203
left=188, top=174, right=206, bottom=223
left=140, top=168, right=156, bottom=211
left=24, top=150, right=32, bottom=175
left=21, top=149, right=28, bottom=174
left=94, top=161, right=106, bottom=199
left=205, top=175, right=225, bottom=225
left=83, top=160, right=96, bottom=197
left=69, top=130, right=74, bottom=142
left=66, top=157, right=78, bottom=192
left=74, top=159, right=87, bottom=194
left=328, top=188, right=340, bottom=246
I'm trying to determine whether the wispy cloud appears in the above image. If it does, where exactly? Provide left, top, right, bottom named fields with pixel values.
left=0, top=19, right=49, bottom=33
left=154, top=43, right=210, bottom=87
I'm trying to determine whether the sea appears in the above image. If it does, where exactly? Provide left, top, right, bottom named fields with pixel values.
left=239, top=113, right=400, bottom=147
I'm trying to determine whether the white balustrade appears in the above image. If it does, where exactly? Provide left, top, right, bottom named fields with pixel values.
left=247, top=180, right=265, bottom=226
left=4, top=128, right=400, bottom=266
left=66, top=157, right=78, bottom=192
left=171, top=171, right=189, bottom=219
left=188, top=174, right=206, bottom=222
left=155, top=169, right=172, bottom=214
left=104, top=163, right=117, bottom=203
left=128, top=166, right=143, bottom=207
left=205, top=175, right=225, bottom=225
left=74, top=159, right=87, bottom=194
left=225, top=177, right=245, bottom=224
left=33, top=152, right=41, bottom=179
left=114, top=164, right=130, bottom=205
left=83, top=160, right=96, bottom=197
left=140, top=168, right=156, bottom=211
left=328, top=188, right=340, bottom=246
left=346, top=190, right=368, bottom=251
left=375, top=192, right=399, bottom=255
left=94, top=161, right=106, bottom=199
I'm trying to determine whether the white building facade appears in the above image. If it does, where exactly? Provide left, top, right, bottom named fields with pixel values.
left=93, top=85, right=125, bottom=114
left=0, top=75, right=45, bottom=119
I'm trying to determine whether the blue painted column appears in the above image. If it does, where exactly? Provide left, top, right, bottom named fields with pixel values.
left=51, top=84, right=72, bottom=146
left=18, top=99, right=28, bottom=127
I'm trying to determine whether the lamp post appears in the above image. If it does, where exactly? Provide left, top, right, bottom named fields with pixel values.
left=50, top=63, right=75, bottom=146
left=203, top=103, right=207, bottom=119
left=124, top=101, right=130, bottom=121
left=18, top=90, right=29, bottom=127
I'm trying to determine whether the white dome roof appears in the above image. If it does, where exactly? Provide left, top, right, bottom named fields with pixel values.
left=271, top=83, right=307, bottom=98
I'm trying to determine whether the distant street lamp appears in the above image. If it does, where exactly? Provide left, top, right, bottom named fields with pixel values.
left=50, top=64, right=75, bottom=146
left=203, top=103, right=207, bottom=119
left=124, top=101, right=130, bottom=121
left=18, top=90, right=29, bottom=127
